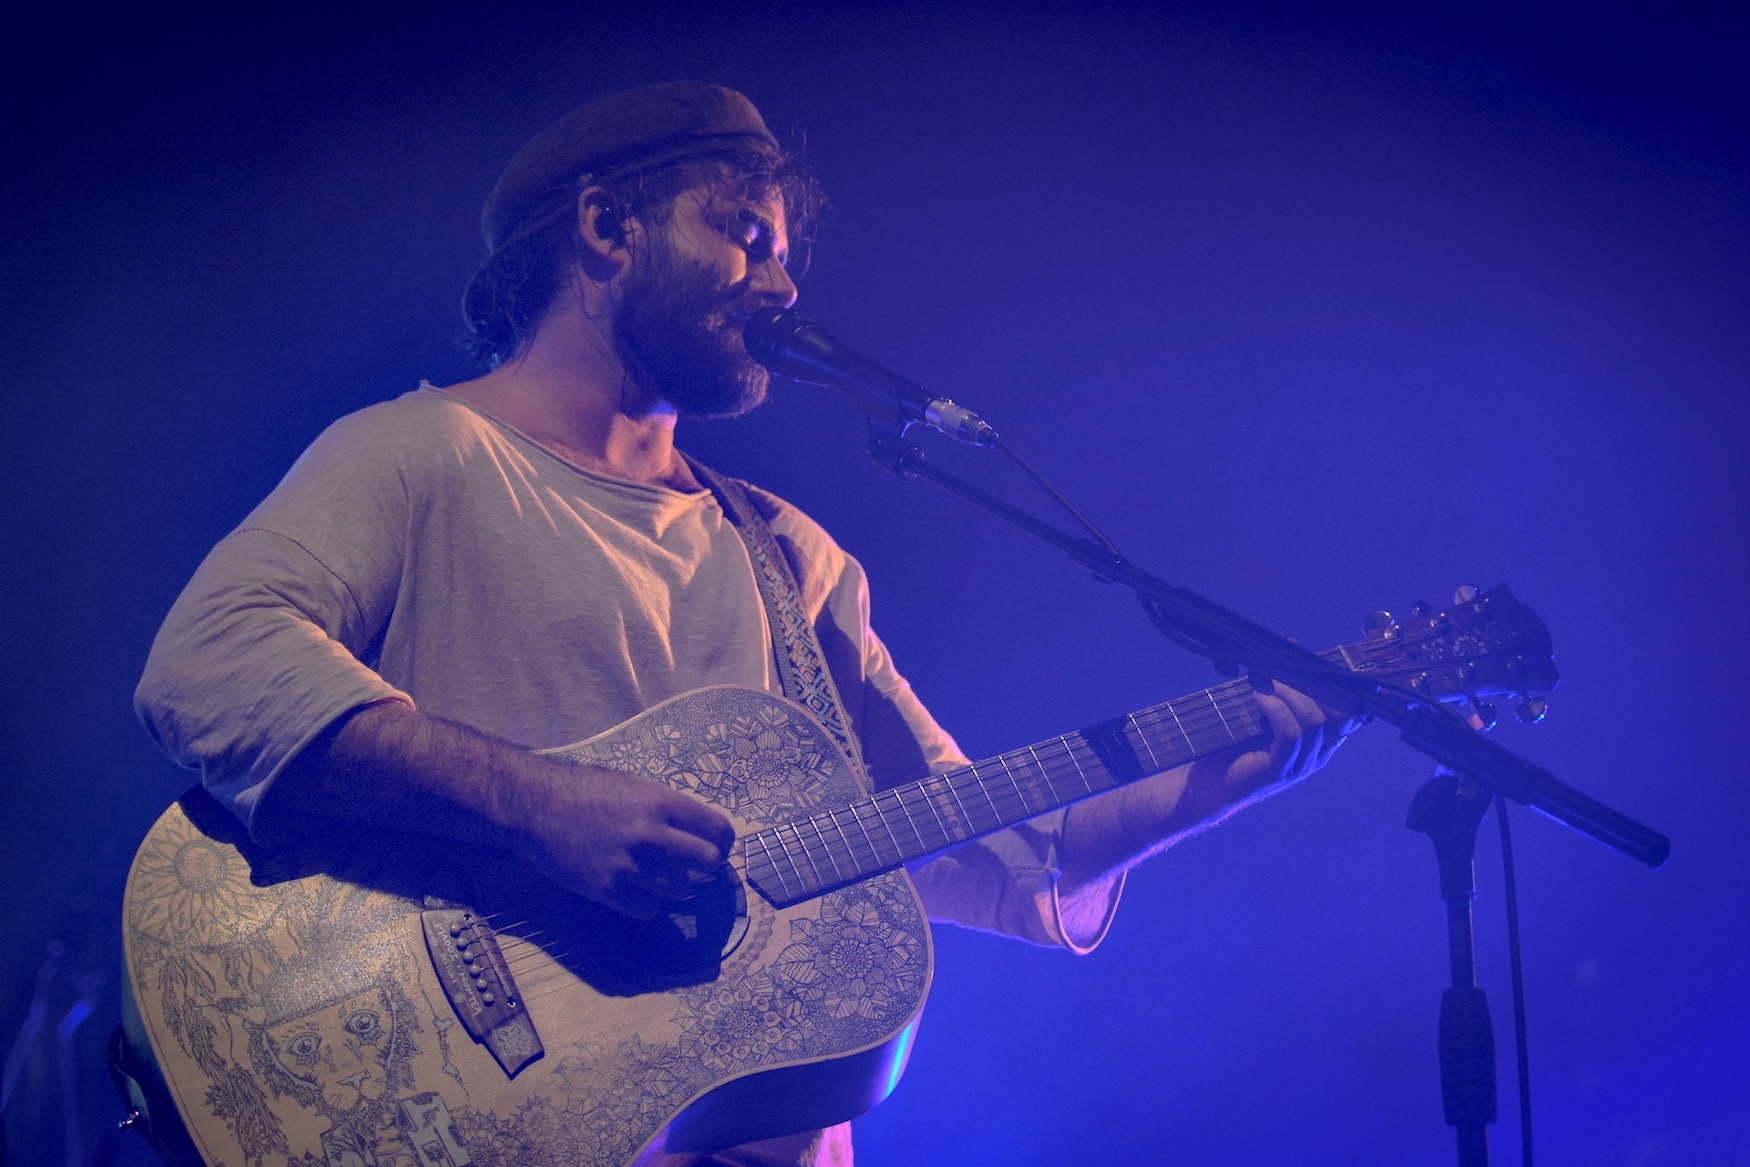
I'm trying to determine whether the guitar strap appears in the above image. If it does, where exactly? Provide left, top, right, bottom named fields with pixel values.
left=688, top=459, right=871, bottom=785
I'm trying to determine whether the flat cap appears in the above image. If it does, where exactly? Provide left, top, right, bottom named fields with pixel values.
left=481, top=81, right=779, bottom=254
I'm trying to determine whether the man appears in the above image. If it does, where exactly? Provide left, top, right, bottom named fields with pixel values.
left=136, top=82, right=1349, bottom=1166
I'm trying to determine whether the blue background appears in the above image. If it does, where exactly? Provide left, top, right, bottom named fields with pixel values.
left=3, top=3, right=1745, bottom=1163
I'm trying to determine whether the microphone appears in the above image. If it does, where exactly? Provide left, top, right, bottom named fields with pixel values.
left=743, top=308, right=998, bottom=446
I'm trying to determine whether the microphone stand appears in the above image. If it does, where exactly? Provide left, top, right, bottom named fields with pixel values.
left=1407, top=771, right=1497, bottom=1166
left=862, top=428, right=1667, bottom=866
left=861, top=425, right=1670, bottom=1163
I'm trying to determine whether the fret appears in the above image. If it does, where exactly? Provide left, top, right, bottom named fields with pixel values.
left=1063, top=739, right=1094, bottom=796
left=1038, top=737, right=1077, bottom=797
left=1079, top=737, right=1123, bottom=792
left=875, top=796, right=913, bottom=862
left=1127, top=712, right=1164, bottom=775
left=966, top=759, right=1008, bottom=829
left=1026, top=745, right=1052, bottom=806
left=747, top=830, right=789, bottom=903
left=836, top=808, right=875, bottom=871
left=850, top=797, right=905, bottom=868
left=1163, top=700, right=1196, bottom=758
left=995, top=754, right=1033, bottom=816
left=778, top=821, right=826, bottom=892
left=1003, top=755, right=1036, bottom=814
left=970, top=763, right=1004, bottom=827
left=1228, top=688, right=1266, bottom=738
left=913, top=781, right=951, bottom=847
left=763, top=824, right=803, bottom=898
left=877, top=786, right=930, bottom=859
left=890, top=785, right=944, bottom=856
left=1206, top=690, right=1237, bottom=744
left=1024, top=747, right=1053, bottom=810
left=939, top=774, right=976, bottom=837
left=823, top=805, right=877, bottom=877
left=804, top=815, right=847, bottom=887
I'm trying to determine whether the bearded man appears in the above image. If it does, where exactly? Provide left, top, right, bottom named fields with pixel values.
left=136, top=82, right=1349, bottom=1166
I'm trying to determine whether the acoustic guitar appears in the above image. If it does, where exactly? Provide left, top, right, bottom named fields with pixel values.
left=119, top=586, right=1555, bottom=1167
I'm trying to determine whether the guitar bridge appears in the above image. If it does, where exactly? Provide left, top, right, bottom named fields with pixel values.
left=420, top=903, right=544, bottom=1077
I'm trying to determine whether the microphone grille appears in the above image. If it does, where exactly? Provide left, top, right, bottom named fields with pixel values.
left=742, top=307, right=811, bottom=368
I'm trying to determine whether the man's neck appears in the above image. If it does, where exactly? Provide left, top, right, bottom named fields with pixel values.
left=444, top=308, right=701, bottom=492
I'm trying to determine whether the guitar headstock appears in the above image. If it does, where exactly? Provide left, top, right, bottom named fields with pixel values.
left=1346, top=584, right=1559, bottom=726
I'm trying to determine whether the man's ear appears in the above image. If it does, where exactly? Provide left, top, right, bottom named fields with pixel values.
left=578, top=186, right=638, bottom=269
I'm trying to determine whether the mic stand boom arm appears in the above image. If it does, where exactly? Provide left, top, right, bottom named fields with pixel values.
left=864, top=430, right=1669, bottom=868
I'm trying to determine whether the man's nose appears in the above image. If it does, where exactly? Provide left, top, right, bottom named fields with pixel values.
left=751, top=257, right=798, bottom=309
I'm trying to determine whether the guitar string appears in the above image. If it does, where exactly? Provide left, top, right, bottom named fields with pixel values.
left=486, top=700, right=1269, bottom=1000
left=493, top=713, right=1239, bottom=965
left=743, top=622, right=1469, bottom=892
left=485, top=833, right=783, bottom=997
left=472, top=854, right=757, bottom=979
left=790, top=708, right=1227, bottom=870
left=754, top=624, right=1486, bottom=880
left=495, top=714, right=1248, bottom=998
left=475, top=826, right=811, bottom=996
left=488, top=711, right=1247, bottom=994
left=828, top=610, right=1515, bottom=882
left=824, top=648, right=1454, bottom=882
left=747, top=671, right=1287, bottom=898
left=437, top=626, right=1514, bottom=1003
left=750, top=690, right=1263, bottom=897
left=455, top=628, right=1501, bottom=957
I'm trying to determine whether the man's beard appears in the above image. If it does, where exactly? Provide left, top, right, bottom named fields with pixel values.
left=612, top=244, right=770, bottom=420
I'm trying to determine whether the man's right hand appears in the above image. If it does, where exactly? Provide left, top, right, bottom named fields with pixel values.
left=507, top=761, right=737, bottom=920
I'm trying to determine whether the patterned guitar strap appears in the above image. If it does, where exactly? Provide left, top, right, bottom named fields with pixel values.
left=688, top=460, right=871, bottom=787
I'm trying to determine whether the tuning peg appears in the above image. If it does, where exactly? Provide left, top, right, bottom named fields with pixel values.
left=1453, top=584, right=1480, bottom=604
left=1514, top=695, right=1549, bottom=724
left=1364, top=609, right=1394, bottom=634
left=1466, top=699, right=1499, bottom=731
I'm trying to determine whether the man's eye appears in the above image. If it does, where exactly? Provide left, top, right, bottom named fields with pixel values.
left=732, top=214, right=776, bottom=263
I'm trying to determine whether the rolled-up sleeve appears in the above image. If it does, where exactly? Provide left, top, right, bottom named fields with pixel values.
left=135, top=409, right=418, bottom=837
left=135, top=529, right=411, bottom=837
left=908, top=808, right=1124, bottom=954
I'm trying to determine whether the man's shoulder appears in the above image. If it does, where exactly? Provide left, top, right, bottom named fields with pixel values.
left=723, top=476, right=836, bottom=546
left=292, top=386, right=524, bottom=483
left=708, top=473, right=869, bottom=604
left=317, top=385, right=494, bottom=450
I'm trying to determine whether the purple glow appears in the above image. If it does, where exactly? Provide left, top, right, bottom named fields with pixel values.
left=4, top=5, right=1744, bottom=1165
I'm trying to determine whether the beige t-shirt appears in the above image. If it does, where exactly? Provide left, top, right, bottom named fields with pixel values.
left=136, top=386, right=1122, bottom=1163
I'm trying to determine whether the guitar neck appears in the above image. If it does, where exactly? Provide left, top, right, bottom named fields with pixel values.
left=743, top=649, right=1346, bottom=907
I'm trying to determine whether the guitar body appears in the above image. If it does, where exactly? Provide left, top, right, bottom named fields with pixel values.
left=122, top=687, right=933, bottom=1167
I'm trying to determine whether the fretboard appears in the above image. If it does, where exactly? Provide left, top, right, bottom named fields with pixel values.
left=742, top=650, right=1345, bottom=908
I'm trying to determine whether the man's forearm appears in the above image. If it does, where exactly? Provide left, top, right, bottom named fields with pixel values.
left=1057, top=758, right=1253, bottom=892
left=263, top=698, right=736, bottom=920
left=262, top=698, right=549, bottom=850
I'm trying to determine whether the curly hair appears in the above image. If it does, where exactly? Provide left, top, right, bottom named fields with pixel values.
left=460, top=149, right=823, bottom=368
